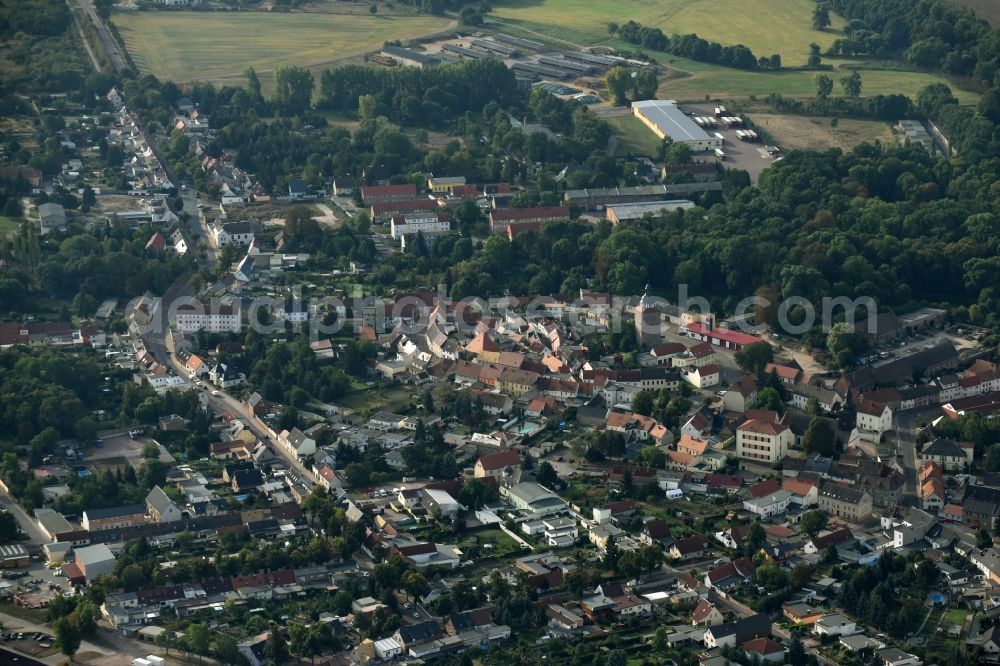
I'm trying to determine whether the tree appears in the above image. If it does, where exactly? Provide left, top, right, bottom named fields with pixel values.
left=802, top=417, right=835, bottom=455
left=369, top=2, right=377, bottom=14
left=633, top=69, right=658, bottom=100
left=605, top=67, right=630, bottom=106
left=272, top=66, right=314, bottom=116
left=632, top=389, right=654, bottom=416
left=266, top=628, right=290, bottom=665
left=734, top=341, right=774, bottom=374
left=807, top=42, right=822, bottom=67
left=536, top=461, right=559, bottom=487
left=799, top=510, right=828, bottom=539
left=637, top=446, right=666, bottom=469
left=978, top=528, right=993, bottom=549
left=754, top=386, right=784, bottom=413
left=666, top=142, right=694, bottom=165
left=812, top=4, right=830, bottom=30
left=185, top=623, right=212, bottom=660
left=814, top=74, right=834, bottom=98
left=746, top=521, right=766, bottom=550
left=53, top=617, right=81, bottom=661
left=841, top=70, right=862, bottom=97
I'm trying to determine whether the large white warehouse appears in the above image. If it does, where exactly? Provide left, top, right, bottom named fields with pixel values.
left=631, top=99, right=722, bottom=151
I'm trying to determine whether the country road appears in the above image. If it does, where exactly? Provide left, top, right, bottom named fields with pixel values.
left=77, top=0, right=126, bottom=72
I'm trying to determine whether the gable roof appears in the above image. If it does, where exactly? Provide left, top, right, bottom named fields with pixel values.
left=748, top=479, right=782, bottom=499
left=477, top=449, right=522, bottom=471
left=691, top=599, right=718, bottom=623
left=672, top=534, right=708, bottom=555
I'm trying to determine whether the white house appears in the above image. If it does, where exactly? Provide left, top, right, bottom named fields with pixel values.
left=736, top=419, right=793, bottom=464
left=683, top=363, right=721, bottom=389
left=173, top=302, right=240, bottom=333
left=814, top=613, right=856, bottom=637
left=743, top=489, right=792, bottom=519
left=278, top=428, right=317, bottom=459
left=856, top=399, right=893, bottom=435
left=212, top=221, right=259, bottom=248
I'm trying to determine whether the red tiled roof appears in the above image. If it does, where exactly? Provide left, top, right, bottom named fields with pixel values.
left=684, top=322, right=765, bottom=347
left=477, top=449, right=522, bottom=472
left=748, top=479, right=782, bottom=499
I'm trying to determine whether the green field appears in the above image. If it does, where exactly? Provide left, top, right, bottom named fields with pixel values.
left=605, top=114, right=663, bottom=157
left=491, top=0, right=845, bottom=64
left=658, top=63, right=981, bottom=104
left=112, top=11, right=451, bottom=83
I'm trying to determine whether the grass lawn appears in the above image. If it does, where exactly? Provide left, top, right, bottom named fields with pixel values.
left=605, top=114, right=663, bottom=158
left=474, top=528, right=523, bottom=558
left=0, top=215, right=21, bottom=237
left=942, top=608, right=967, bottom=628
left=337, top=384, right=412, bottom=413
left=749, top=113, right=895, bottom=151
left=490, top=0, right=845, bottom=64
left=112, top=11, right=451, bottom=84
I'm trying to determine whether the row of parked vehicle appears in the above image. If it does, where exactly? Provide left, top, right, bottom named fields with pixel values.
left=2, top=631, right=52, bottom=644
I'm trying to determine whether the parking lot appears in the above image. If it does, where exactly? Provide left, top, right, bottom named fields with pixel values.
left=4, top=561, right=73, bottom=610
left=0, top=630, right=54, bottom=654
left=680, top=103, right=779, bottom=183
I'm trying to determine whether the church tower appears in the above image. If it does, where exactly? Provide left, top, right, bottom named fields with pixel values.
left=634, top=284, right=660, bottom=349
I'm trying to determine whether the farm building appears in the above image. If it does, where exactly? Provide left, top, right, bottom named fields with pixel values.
left=380, top=46, right=440, bottom=68
left=631, top=100, right=722, bottom=151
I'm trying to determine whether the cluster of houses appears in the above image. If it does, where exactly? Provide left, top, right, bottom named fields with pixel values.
left=106, top=88, right=174, bottom=192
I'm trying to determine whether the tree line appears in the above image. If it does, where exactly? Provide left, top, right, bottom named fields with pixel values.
left=609, top=21, right=782, bottom=70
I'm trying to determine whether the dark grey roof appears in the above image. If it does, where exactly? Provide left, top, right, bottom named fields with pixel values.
left=397, top=620, right=442, bottom=643
left=921, top=438, right=966, bottom=458
left=819, top=483, right=866, bottom=504
left=145, top=486, right=176, bottom=514
left=84, top=504, right=145, bottom=520
left=382, top=45, right=439, bottom=65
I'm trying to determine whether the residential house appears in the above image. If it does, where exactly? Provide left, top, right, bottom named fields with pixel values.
left=474, top=449, right=522, bottom=479
left=856, top=398, right=893, bottom=436
left=691, top=600, right=725, bottom=626
left=705, top=556, right=756, bottom=590
left=736, top=419, right=793, bottom=465
left=814, top=613, right=857, bottom=637
left=782, top=603, right=824, bottom=625
left=684, top=364, right=721, bottom=389
left=783, top=479, right=819, bottom=507
left=818, top=483, right=873, bottom=522
left=743, top=488, right=792, bottom=518
left=81, top=504, right=146, bottom=531
left=238, top=633, right=269, bottom=666
left=919, top=438, right=973, bottom=471
left=278, top=428, right=316, bottom=459
left=669, top=534, right=711, bottom=561
left=919, top=462, right=945, bottom=511
left=724, top=375, right=759, bottom=413
left=742, top=637, right=786, bottom=663
left=145, top=486, right=182, bottom=523
left=763, top=363, right=802, bottom=385
left=703, top=613, right=771, bottom=649
left=803, top=528, right=854, bottom=555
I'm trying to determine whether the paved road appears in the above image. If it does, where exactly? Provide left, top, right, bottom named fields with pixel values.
left=76, top=0, right=126, bottom=72
left=0, top=493, right=45, bottom=546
